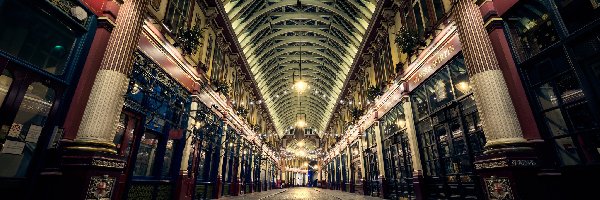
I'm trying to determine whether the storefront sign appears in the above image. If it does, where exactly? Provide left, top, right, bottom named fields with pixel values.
left=408, top=34, right=461, bottom=91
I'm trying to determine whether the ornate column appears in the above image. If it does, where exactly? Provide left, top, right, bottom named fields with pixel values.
left=357, top=137, right=367, bottom=195
left=55, top=0, right=148, bottom=199
left=454, top=0, right=537, bottom=199
left=402, top=96, right=424, bottom=200
left=373, top=121, right=387, bottom=198
left=215, top=125, right=228, bottom=199
left=175, top=101, right=199, bottom=200
left=235, top=144, right=243, bottom=195
left=249, top=149, right=254, bottom=193
left=346, top=145, right=353, bottom=192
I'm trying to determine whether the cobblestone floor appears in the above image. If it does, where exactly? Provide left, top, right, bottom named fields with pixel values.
left=219, top=187, right=383, bottom=200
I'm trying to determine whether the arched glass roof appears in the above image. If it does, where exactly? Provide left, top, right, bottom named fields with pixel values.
left=223, top=0, right=376, bottom=137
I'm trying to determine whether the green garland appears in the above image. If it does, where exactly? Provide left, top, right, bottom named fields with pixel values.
left=394, top=27, right=425, bottom=55
left=173, top=27, right=202, bottom=55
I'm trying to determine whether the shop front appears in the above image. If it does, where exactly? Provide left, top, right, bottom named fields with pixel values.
left=380, top=101, right=414, bottom=200
left=503, top=0, right=600, bottom=198
left=410, top=53, right=486, bottom=199
left=120, top=51, right=191, bottom=200
left=0, top=0, right=94, bottom=198
left=362, top=125, right=380, bottom=197
left=186, top=104, right=225, bottom=200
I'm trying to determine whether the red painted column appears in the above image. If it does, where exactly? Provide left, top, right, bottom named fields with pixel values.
left=479, top=0, right=541, bottom=141
left=62, top=0, right=119, bottom=140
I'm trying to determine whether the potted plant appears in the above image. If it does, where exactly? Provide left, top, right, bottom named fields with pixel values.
left=367, top=85, right=384, bottom=102
left=351, top=107, right=364, bottom=120
left=173, top=27, right=202, bottom=55
left=394, top=27, right=425, bottom=56
left=211, top=79, right=230, bottom=96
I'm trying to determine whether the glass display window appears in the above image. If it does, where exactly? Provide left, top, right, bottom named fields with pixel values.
left=0, top=0, right=78, bottom=76
left=412, top=53, right=485, bottom=199
left=0, top=82, right=55, bottom=177
left=505, top=0, right=559, bottom=63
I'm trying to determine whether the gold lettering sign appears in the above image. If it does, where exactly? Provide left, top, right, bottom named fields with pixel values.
left=414, top=45, right=455, bottom=84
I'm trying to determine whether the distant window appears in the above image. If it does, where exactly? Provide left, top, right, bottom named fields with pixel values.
left=164, top=0, right=191, bottom=33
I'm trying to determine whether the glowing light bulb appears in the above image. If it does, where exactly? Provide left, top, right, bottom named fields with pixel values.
left=296, top=120, right=306, bottom=128
left=294, top=80, right=308, bottom=93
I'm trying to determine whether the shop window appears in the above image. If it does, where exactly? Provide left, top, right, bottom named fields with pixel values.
left=0, top=0, right=77, bottom=75
left=133, top=132, right=159, bottom=177
left=554, top=0, right=600, bottom=32
left=161, top=140, right=175, bottom=178
left=412, top=53, right=484, bottom=199
left=0, top=69, right=12, bottom=106
left=526, top=53, right=600, bottom=165
left=0, top=82, right=55, bottom=177
left=449, top=58, right=470, bottom=97
left=427, top=68, right=452, bottom=111
left=505, top=0, right=559, bottom=62
left=164, top=0, right=191, bottom=33
left=412, top=89, right=429, bottom=120
left=113, top=113, right=128, bottom=148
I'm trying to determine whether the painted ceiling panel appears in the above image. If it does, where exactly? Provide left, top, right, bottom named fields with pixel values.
left=223, top=0, right=375, bottom=137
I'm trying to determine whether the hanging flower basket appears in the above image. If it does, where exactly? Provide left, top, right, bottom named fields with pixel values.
left=367, top=85, right=384, bottom=102
left=237, top=106, right=248, bottom=117
left=394, top=27, right=425, bottom=56
left=173, top=27, right=202, bottom=55
left=351, top=108, right=364, bottom=120
left=212, top=79, right=229, bottom=96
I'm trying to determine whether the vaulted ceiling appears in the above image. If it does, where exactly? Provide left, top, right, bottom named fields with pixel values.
left=223, top=0, right=376, bottom=137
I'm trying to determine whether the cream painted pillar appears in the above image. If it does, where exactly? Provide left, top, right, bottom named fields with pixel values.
left=75, top=0, right=149, bottom=150
left=333, top=156, right=338, bottom=183
left=402, top=97, right=423, bottom=172
left=250, top=149, right=254, bottom=183
left=180, top=101, right=199, bottom=172
left=345, top=145, right=351, bottom=183
left=217, top=126, right=228, bottom=177
left=454, top=0, right=526, bottom=149
left=358, top=139, right=366, bottom=179
left=373, top=121, right=386, bottom=178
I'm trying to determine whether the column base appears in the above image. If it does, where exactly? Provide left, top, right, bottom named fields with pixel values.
left=214, top=176, right=222, bottom=199
left=355, top=179, right=364, bottom=195
left=248, top=182, right=254, bottom=193
left=37, top=140, right=125, bottom=200
left=474, top=142, right=541, bottom=200
left=232, top=178, right=241, bottom=196
left=412, top=170, right=425, bottom=200
left=174, top=171, right=194, bottom=200
left=378, top=176, right=387, bottom=199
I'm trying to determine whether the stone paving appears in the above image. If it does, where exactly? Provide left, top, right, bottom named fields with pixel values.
left=218, top=187, right=383, bottom=200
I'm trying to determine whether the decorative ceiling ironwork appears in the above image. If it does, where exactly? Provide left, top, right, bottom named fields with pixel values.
left=223, top=0, right=376, bottom=136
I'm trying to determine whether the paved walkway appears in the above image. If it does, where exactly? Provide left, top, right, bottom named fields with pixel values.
left=218, top=187, right=383, bottom=200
